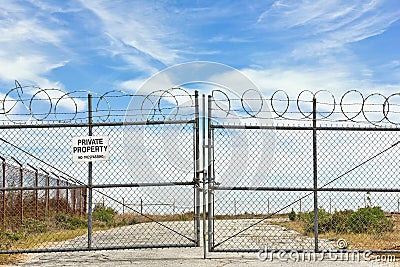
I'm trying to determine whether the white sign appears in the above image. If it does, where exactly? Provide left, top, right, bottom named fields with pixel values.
left=72, top=136, right=109, bottom=162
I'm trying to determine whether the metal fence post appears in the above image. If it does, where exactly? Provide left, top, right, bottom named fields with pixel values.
left=12, top=157, right=23, bottom=226
left=27, top=164, right=39, bottom=219
left=72, top=186, right=76, bottom=215
left=65, top=182, right=69, bottom=214
left=57, top=179, right=60, bottom=213
left=80, top=188, right=84, bottom=217
left=87, top=93, right=93, bottom=249
left=312, top=97, right=319, bottom=252
left=1, top=156, right=6, bottom=230
left=207, top=95, right=214, bottom=251
left=35, top=169, right=39, bottom=218
left=52, top=172, right=60, bottom=214
left=202, top=94, right=207, bottom=258
left=40, top=168, right=50, bottom=217
left=194, top=90, right=201, bottom=246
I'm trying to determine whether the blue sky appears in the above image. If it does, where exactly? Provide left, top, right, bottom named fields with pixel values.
left=0, top=0, right=399, bottom=95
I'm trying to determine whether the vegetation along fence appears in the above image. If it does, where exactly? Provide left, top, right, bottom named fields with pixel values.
left=0, top=157, right=86, bottom=232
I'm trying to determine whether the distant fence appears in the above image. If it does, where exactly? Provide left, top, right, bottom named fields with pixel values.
left=0, top=156, right=86, bottom=231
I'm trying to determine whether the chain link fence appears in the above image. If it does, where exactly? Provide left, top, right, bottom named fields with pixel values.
left=0, top=159, right=85, bottom=233
left=207, top=91, right=400, bottom=254
left=0, top=84, right=200, bottom=253
left=2, top=82, right=400, bottom=257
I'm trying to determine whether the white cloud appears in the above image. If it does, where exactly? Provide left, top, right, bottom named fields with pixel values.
left=120, top=59, right=400, bottom=99
left=0, top=0, right=72, bottom=89
left=257, top=0, right=400, bottom=56
left=80, top=0, right=183, bottom=70
left=242, top=67, right=399, bottom=96
left=0, top=18, right=65, bottom=45
left=119, top=78, right=148, bottom=93
left=0, top=52, right=67, bottom=89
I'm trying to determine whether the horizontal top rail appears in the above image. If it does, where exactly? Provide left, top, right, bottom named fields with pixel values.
left=0, top=181, right=196, bottom=191
left=0, top=119, right=196, bottom=129
left=213, top=186, right=400, bottom=192
left=210, top=124, right=400, bottom=131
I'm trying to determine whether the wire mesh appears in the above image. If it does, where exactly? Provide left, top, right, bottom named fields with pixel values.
left=0, top=120, right=198, bottom=253
left=209, top=91, right=400, bottom=254
left=2, top=84, right=400, bottom=256
left=0, top=87, right=199, bottom=253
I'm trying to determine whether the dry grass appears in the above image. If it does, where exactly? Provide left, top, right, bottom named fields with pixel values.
left=0, top=228, right=88, bottom=265
left=271, top=218, right=306, bottom=234
left=0, top=254, right=26, bottom=266
left=273, top=213, right=400, bottom=251
left=213, top=212, right=400, bottom=253
left=5, top=211, right=400, bottom=265
left=113, top=212, right=195, bottom=225
left=0, top=212, right=196, bottom=265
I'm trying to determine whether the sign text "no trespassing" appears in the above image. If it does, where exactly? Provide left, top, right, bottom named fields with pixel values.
left=72, top=136, right=109, bottom=162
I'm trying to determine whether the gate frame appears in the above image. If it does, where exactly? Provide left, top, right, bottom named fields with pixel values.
left=206, top=94, right=400, bottom=255
left=0, top=91, right=201, bottom=254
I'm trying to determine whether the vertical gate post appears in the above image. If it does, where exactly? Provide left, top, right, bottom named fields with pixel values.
left=12, top=157, right=23, bottom=226
left=312, top=97, right=319, bottom=252
left=87, top=93, right=93, bottom=249
left=207, top=95, right=214, bottom=251
left=202, top=94, right=207, bottom=258
left=194, top=90, right=201, bottom=246
left=1, top=156, right=6, bottom=230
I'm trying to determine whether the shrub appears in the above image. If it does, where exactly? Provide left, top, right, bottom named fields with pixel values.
left=331, top=210, right=354, bottom=234
left=129, top=217, right=137, bottom=225
left=21, top=218, right=48, bottom=234
left=55, top=214, right=87, bottom=230
left=93, top=206, right=116, bottom=225
left=0, top=231, right=21, bottom=250
left=346, top=206, right=393, bottom=234
left=289, top=209, right=296, bottom=221
left=299, top=206, right=393, bottom=235
left=300, top=208, right=333, bottom=234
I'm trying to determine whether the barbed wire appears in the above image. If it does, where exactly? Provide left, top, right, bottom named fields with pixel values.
left=210, top=89, right=400, bottom=126
left=0, top=81, right=195, bottom=124
left=1, top=81, right=400, bottom=126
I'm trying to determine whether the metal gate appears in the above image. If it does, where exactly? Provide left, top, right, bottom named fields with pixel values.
left=2, top=83, right=400, bottom=257
left=0, top=84, right=201, bottom=253
left=207, top=89, right=400, bottom=256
